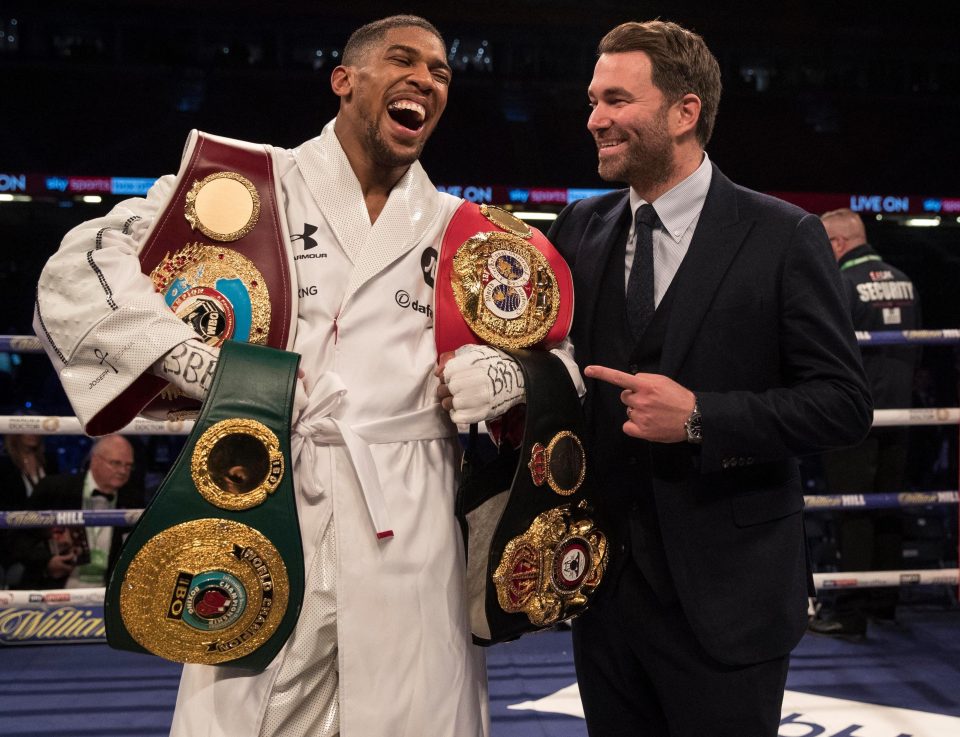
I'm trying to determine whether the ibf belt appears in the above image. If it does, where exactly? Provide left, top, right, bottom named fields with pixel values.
left=90, top=131, right=297, bottom=436
left=435, top=202, right=573, bottom=354
left=456, top=348, right=610, bottom=645
left=104, top=341, right=304, bottom=669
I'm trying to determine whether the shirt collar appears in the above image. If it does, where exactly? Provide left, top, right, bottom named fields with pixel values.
left=629, top=151, right=712, bottom=243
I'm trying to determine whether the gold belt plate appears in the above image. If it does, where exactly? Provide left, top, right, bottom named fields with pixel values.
left=191, top=418, right=284, bottom=511
left=150, top=243, right=271, bottom=347
left=451, top=231, right=560, bottom=349
left=493, top=502, right=607, bottom=627
left=120, top=519, right=289, bottom=665
left=184, top=171, right=261, bottom=242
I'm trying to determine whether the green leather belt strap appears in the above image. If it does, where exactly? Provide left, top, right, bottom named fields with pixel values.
left=105, top=340, right=304, bottom=671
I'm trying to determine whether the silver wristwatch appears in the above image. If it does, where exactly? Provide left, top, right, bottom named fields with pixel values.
left=684, top=398, right=702, bottom=444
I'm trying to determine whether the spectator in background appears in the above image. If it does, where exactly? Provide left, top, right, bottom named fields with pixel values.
left=0, top=432, right=56, bottom=587
left=0, top=433, right=52, bottom=507
left=812, top=207, right=921, bottom=637
left=9, top=434, right=142, bottom=589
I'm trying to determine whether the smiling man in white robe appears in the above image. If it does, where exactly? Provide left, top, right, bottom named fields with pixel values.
left=33, top=15, right=492, bottom=737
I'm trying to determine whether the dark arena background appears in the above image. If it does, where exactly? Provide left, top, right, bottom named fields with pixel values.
left=0, top=2, right=958, bottom=736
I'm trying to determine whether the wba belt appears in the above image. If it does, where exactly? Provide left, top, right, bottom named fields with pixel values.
left=457, top=348, right=609, bottom=645
left=104, top=340, right=304, bottom=669
left=95, top=131, right=297, bottom=433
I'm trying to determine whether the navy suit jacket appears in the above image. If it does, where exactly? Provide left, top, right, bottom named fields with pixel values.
left=548, top=163, right=872, bottom=665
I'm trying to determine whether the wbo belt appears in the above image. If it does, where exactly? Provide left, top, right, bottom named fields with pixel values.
left=292, top=372, right=456, bottom=540
left=105, top=340, right=303, bottom=670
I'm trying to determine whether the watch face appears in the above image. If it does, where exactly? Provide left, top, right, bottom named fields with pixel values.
left=685, top=405, right=702, bottom=442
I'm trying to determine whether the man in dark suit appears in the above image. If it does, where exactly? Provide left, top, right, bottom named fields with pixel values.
left=11, top=434, right=142, bottom=589
left=547, top=20, right=872, bottom=737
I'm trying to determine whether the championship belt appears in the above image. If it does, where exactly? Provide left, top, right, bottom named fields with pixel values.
left=104, top=340, right=304, bottom=670
left=109, top=131, right=297, bottom=429
left=456, top=348, right=609, bottom=645
left=435, top=202, right=573, bottom=353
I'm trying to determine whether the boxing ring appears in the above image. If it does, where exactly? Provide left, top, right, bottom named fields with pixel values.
left=1, top=331, right=959, bottom=736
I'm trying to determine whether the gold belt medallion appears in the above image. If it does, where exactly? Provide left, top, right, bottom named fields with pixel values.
left=191, top=418, right=284, bottom=511
left=528, top=430, right=586, bottom=496
left=119, top=518, right=289, bottom=665
left=479, top=204, right=533, bottom=238
left=451, top=232, right=560, bottom=349
left=493, top=502, right=607, bottom=627
left=184, top=171, right=261, bottom=242
left=150, top=243, right=270, bottom=347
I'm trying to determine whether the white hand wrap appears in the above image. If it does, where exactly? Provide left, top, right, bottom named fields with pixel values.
left=149, top=338, right=219, bottom=401
left=443, top=344, right=526, bottom=424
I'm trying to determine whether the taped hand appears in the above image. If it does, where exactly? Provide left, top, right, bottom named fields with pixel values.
left=440, top=344, right=526, bottom=424
left=150, top=338, right=219, bottom=401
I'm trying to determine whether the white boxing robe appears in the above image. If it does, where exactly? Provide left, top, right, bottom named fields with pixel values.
left=33, top=120, right=487, bottom=737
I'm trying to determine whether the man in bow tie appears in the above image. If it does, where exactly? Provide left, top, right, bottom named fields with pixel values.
left=11, top=434, right=142, bottom=589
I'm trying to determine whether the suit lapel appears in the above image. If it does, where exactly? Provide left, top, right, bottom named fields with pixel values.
left=576, top=194, right=631, bottom=359
left=660, top=166, right=753, bottom=376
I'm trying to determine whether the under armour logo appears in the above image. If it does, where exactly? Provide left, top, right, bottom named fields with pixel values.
left=291, top=223, right=319, bottom=250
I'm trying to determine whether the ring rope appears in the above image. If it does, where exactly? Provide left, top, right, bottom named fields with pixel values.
left=0, top=509, right=142, bottom=529
left=4, top=330, right=959, bottom=353
left=0, top=415, right=194, bottom=435
left=872, top=408, right=960, bottom=426
left=814, top=569, right=959, bottom=589
left=3, top=490, right=957, bottom=529
left=0, top=408, right=955, bottom=436
left=803, top=491, right=958, bottom=510
left=6, top=568, right=958, bottom=610
left=855, top=329, right=960, bottom=345
left=0, top=588, right=105, bottom=608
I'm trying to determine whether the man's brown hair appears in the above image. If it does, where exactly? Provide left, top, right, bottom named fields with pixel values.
left=598, top=20, right=721, bottom=147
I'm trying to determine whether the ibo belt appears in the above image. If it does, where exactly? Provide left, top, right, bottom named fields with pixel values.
left=104, top=340, right=303, bottom=669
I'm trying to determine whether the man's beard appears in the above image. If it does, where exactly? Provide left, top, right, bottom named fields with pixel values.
left=597, top=108, right=673, bottom=192
left=364, top=118, right=422, bottom=170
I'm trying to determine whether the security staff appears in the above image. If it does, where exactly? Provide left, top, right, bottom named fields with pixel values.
left=814, top=207, right=921, bottom=636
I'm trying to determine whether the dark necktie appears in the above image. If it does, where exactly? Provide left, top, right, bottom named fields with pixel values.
left=91, top=489, right=113, bottom=500
left=625, top=203, right=659, bottom=341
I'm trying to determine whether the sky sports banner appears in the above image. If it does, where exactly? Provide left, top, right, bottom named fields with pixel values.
left=2, top=170, right=960, bottom=214
left=0, top=173, right=158, bottom=197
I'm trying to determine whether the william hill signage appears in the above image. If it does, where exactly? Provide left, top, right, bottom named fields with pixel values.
left=0, top=606, right=106, bottom=645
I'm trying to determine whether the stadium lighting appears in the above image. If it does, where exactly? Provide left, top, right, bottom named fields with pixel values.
left=513, top=211, right=558, bottom=222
